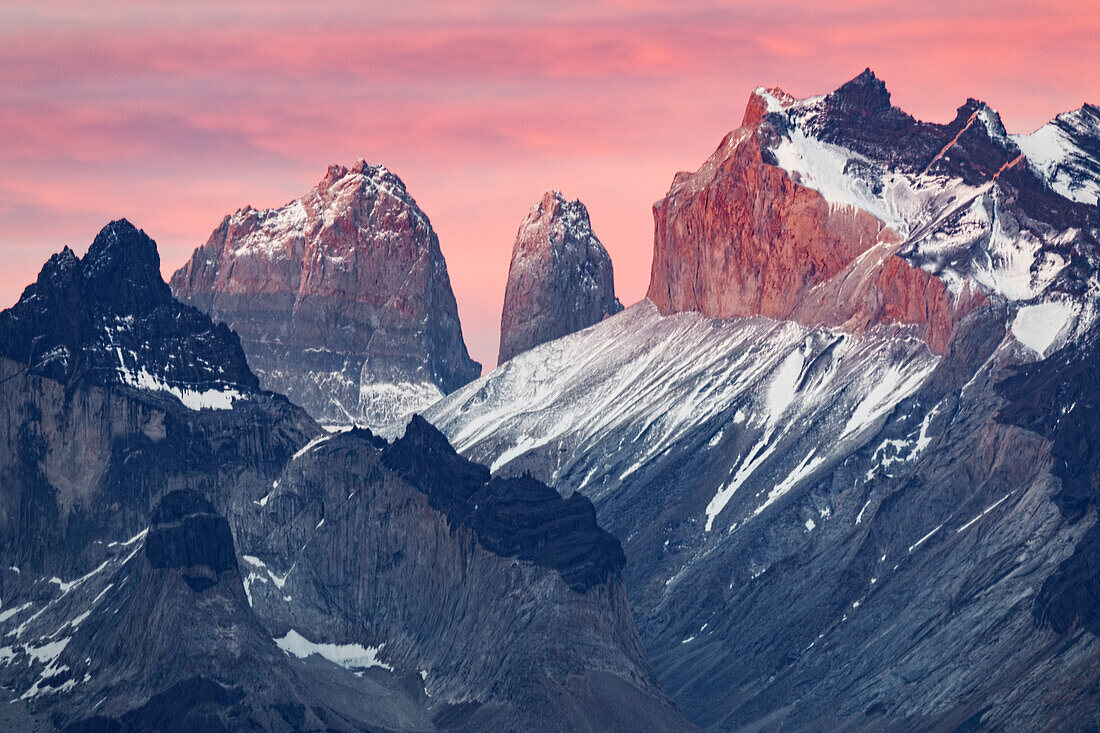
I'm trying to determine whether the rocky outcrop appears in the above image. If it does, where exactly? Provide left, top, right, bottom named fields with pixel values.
left=498, top=191, right=623, bottom=363
left=0, top=221, right=315, bottom=578
left=648, top=87, right=987, bottom=354
left=170, top=161, right=481, bottom=433
left=0, top=219, right=257, bottom=391
left=244, top=416, right=688, bottom=731
left=649, top=69, right=1100, bottom=356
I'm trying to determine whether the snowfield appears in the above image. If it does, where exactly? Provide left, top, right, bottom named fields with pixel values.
left=429, top=301, right=939, bottom=533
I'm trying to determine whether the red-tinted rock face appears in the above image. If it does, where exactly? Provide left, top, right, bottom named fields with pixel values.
left=647, top=93, right=985, bottom=354
left=171, top=161, right=480, bottom=430
left=498, top=191, right=623, bottom=363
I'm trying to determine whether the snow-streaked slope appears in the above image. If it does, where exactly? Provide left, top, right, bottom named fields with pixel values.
left=1014, top=105, right=1100, bottom=206
left=755, top=85, right=1100, bottom=354
left=357, top=380, right=443, bottom=438
left=430, top=300, right=938, bottom=535
left=762, top=95, right=976, bottom=239
left=427, top=295, right=1100, bottom=730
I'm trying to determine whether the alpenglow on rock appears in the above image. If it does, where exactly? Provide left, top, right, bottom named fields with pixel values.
left=170, top=160, right=481, bottom=433
left=498, top=191, right=623, bottom=364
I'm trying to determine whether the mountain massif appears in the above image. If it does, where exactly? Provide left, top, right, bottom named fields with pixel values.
left=0, top=222, right=687, bottom=731
left=428, top=70, right=1100, bottom=729
left=170, top=161, right=481, bottom=435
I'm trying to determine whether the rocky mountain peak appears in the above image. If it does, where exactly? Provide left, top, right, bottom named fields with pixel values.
left=0, top=220, right=258, bottom=397
left=651, top=73, right=1100, bottom=356
left=171, top=162, right=480, bottom=432
left=82, top=219, right=169, bottom=301
left=497, top=190, right=623, bottom=363
left=1014, top=100, right=1100, bottom=205
left=742, top=86, right=796, bottom=127
left=828, top=68, right=892, bottom=115
left=318, top=159, right=408, bottom=202
left=382, top=415, right=625, bottom=592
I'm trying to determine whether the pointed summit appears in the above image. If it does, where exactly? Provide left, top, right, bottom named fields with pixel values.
left=828, top=68, right=892, bottom=115
left=1014, top=100, right=1100, bottom=205
left=0, top=221, right=257, bottom=399
left=498, top=191, right=623, bottom=364
left=81, top=219, right=172, bottom=312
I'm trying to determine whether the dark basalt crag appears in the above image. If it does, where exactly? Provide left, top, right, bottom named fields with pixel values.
left=382, top=416, right=626, bottom=592
left=0, top=220, right=257, bottom=391
left=144, top=490, right=238, bottom=592
left=245, top=418, right=688, bottom=732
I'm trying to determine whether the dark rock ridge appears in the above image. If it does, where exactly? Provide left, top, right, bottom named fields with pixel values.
left=171, top=160, right=481, bottom=433
left=0, top=219, right=256, bottom=392
left=246, top=418, right=685, bottom=731
left=0, top=223, right=688, bottom=731
left=144, top=490, right=239, bottom=591
left=498, top=191, right=623, bottom=363
left=382, top=415, right=625, bottom=593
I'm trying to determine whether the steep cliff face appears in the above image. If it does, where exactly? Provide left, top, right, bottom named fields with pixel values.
left=244, top=417, right=687, bottom=731
left=0, top=223, right=687, bottom=731
left=1, top=490, right=434, bottom=732
left=430, top=72, right=1100, bottom=730
left=498, top=191, right=622, bottom=363
left=171, top=161, right=481, bottom=434
left=0, top=221, right=315, bottom=578
left=648, top=69, right=1099, bottom=355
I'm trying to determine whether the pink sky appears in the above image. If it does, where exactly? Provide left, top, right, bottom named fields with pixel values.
left=1, top=1, right=1097, bottom=369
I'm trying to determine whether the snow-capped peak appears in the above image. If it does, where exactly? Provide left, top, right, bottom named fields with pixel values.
left=1013, top=103, right=1100, bottom=206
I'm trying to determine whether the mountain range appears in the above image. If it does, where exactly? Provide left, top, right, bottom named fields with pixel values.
left=2, top=69, right=1099, bottom=731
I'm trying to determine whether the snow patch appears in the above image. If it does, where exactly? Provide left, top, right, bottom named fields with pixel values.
left=956, top=493, right=1012, bottom=534
left=275, top=629, right=392, bottom=674
left=117, top=362, right=242, bottom=411
left=1012, top=300, right=1079, bottom=357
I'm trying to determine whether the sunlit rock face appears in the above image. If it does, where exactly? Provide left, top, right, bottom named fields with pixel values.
left=498, top=190, right=622, bottom=364
left=649, top=69, right=1100, bottom=356
left=171, top=161, right=481, bottom=434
